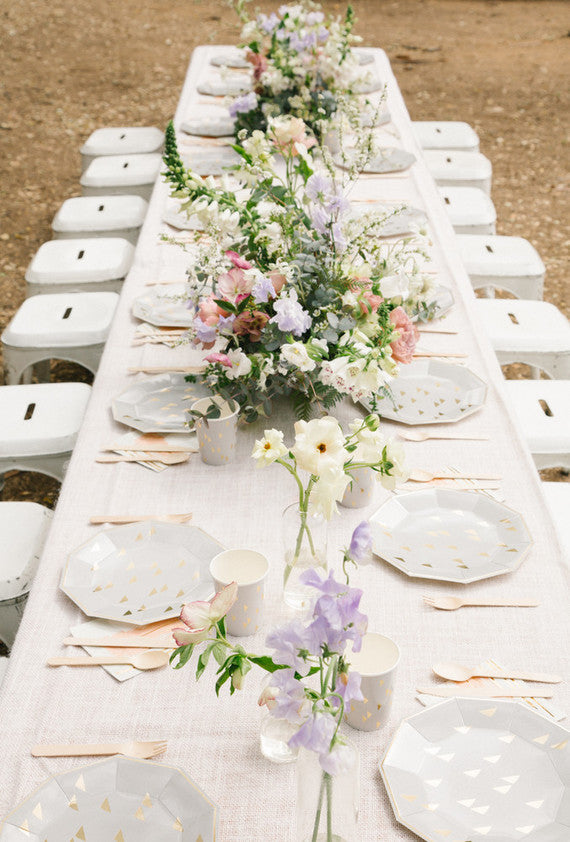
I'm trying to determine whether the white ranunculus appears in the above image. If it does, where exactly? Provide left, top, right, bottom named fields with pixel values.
left=292, top=416, right=348, bottom=476
left=280, top=342, right=316, bottom=372
left=378, top=438, right=408, bottom=489
left=379, top=267, right=410, bottom=301
left=225, top=349, right=252, bottom=380
left=252, top=429, right=289, bottom=466
left=310, top=464, right=351, bottom=520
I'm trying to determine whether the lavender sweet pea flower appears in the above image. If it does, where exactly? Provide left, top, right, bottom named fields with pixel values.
left=288, top=712, right=336, bottom=754
left=305, top=173, right=332, bottom=203
left=258, top=12, right=279, bottom=33
left=269, top=289, right=312, bottom=336
left=270, top=669, right=309, bottom=724
left=266, top=622, right=311, bottom=676
left=319, top=740, right=355, bottom=775
left=252, top=274, right=276, bottom=304
left=228, top=91, right=258, bottom=118
left=332, top=670, right=363, bottom=708
left=317, top=26, right=330, bottom=43
left=305, top=614, right=344, bottom=656
left=331, top=222, right=346, bottom=252
left=217, top=313, right=236, bottom=332
left=300, top=568, right=346, bottom=597
left=193, top=315, right=218, bottom=344
left=349, top=521, right=372, bottom=562
left=306, top=11, right=324, bottom=25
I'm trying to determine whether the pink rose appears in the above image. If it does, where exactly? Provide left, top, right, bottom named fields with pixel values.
left=225, top=250, right=252, bottom=270
left=389, top=306, right=419, bottom=364
left=246, top=50, right=268, bottom=83
left=217, top=267, right=255, bottom=299
left=350, top=277, right=383, bottom=315
left=205, top=352, right=232, bottom=367
left=197, top=296, right=224, bottom=325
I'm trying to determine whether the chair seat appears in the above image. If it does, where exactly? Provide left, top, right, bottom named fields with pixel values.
left=541, top=483, right=570, bottom=561
left=25, top=239, right=134, bottom=286
left=457, top=235, right=545, bottom=280
left=438, top=186, right=496, bottom=234
left=0, top=502, right=53, bottom=599
left=80, top=154, right=162, bottom=189
left=2, top=292, right=119, bottom=348
left=0, top=383, right=91, bottom=457
left=476, top=300, right=570, bottom=354
left=80, top=126, right=163, bottom=158
left=504, top=380, right=570, bottom=456
left=424, top=150, right=492, bottom=194
left=52, top=195, right=147, bottom=235
left=413, top=121, right=479, bottom=152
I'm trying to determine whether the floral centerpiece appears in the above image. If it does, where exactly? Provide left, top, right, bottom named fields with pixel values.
left=162, top=116, right=431, bottom=422
left=228, top=1, right=364, bottom=142
left=171, top=529, right=373, bottom=840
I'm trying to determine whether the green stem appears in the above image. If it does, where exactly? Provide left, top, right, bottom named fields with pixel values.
left=325, top=772, right=333, bottom=842
left=311, top=771, right=326, bottom=842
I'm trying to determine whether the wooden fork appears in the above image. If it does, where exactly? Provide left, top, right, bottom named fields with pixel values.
left=31, top=740, right=167, bottom=759
left=423, top=595, right=540, bottom=611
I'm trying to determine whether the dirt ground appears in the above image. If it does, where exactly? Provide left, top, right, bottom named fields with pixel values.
left=0, top=0, right=568, bottom=516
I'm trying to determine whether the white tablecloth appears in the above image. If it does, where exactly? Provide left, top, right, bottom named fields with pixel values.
left=0, top=47, right=568, bottom=840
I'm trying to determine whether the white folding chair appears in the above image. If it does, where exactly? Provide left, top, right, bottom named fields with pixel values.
left=52, top=195, right=148, bottom=244
left=541, top=482, right=570, bottom=563
left=503, top=380, right=570, bottom=470
left=475, top=299, right=570, bottom=380
left=457, top=234, right=545, bottom=300
left=80, top=126, right=164, bottom=172
left=424, top=150, right=492, bottom=194
left=413, top=121, right=479, bottom=152
left=25, top=238, right=134, bottom=297
left=438, top=186, right=496, bottom=235
left=2, top=292, right=119, bottom=385
left=0, top=502, right=53, bottom=648
left=80, top=153, right=162, bottom=201
left=0, top=382, right=91, bottom=482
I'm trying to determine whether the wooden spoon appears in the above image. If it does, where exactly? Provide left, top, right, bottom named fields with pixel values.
left=47, top=651, right=170, bottom=670
left=433, top=661, right=562, bottom=684
left=399, top=430, right=490, bottom=442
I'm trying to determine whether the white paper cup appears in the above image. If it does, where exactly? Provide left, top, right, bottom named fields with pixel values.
left=340, top=467, right=376, bottom=509
left=344, top=632, right=400, bottom=731
left=209, top=549, right=269, bottom=636
left=191, top=396, right=238, bottom=465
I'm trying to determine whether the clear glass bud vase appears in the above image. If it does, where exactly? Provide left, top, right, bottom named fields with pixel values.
left=282, top=503, right=328, bottom=611
left=296, top=742, right=359, bottom=842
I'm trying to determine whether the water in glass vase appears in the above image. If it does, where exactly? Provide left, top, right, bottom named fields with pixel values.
left=282, top=503, right=328, bottom=611
left=260, top=713, right=299, bottom=764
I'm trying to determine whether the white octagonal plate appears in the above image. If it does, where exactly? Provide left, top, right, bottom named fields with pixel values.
left=61, top=521, right=223, bottom=624
left=370, top=489, right=533, bottom=583
left=197, top=72, right=252, bottom=97
left=0, top=756, right=217, bottom=841
left=364, top=359, right=487, bottom=425
left=180, top=104, right=235, bottom=137
left=210, top=49, right=249, bottom=68
left=112, top=373, right=211, bottom=434
left=381, top=698, right=570, bottom=842
left=348, top=203, right=427, bottom=237
left=335, top=146, right=416, bottom=173
left=181, top=146, right=241, bottom=176
left=132, top=285, right=194, bottom=328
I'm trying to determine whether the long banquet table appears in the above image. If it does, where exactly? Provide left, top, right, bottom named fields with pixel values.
left=0, top=47, right=568, bottom=840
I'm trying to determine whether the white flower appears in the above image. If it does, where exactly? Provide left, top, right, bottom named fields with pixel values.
left=379, top=268, right=410, bottom=301
left=225, top=349, right=252, bottom=380
left=319, top=356, right=390, bottom=402
left=252, top=429, right=288, bottom=466
left=310, top=464, right=351, bottom=520
left=280, top=342, right=316, bottom=372
left=348, top=417, right=386, bottom=463
left=292, top=416, right=348, bottom=476
left=378, top=438, right=408, bottom=489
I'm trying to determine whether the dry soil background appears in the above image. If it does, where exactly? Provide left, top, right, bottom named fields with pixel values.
left=0, top=0, right=568, bottom=515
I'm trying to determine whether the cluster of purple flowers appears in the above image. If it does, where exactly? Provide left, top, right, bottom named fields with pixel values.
left=305, top=173, right=350, bottom=252
left=263, top=567, right=368, bottom=774
left=269, top=289, right=312, bottom=336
